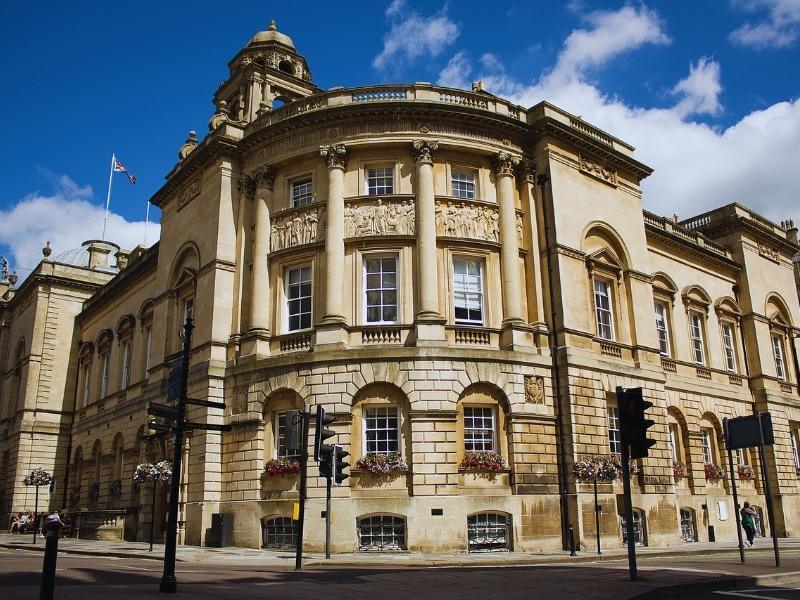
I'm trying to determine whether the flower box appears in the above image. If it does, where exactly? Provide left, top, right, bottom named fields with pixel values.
left=354, top=452, right=408, bottom=475
left=263, top=458, right=301, bottom=477
left=738, top=464, right=756, bottom=480
left=573, top=456, right=618, bottom=483
left=672, top=460, right=688, bottom=480
left=704, top=463, right=725, bottom=482
left=459, top=451, right=505, bottom=472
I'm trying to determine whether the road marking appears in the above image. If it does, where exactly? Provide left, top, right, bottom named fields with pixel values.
left=714, top=590, right=800, bottom=599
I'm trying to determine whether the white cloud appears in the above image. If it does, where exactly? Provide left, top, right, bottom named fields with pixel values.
left=0, top=175, right=159, bottom=281
left=730, top=0, right=800, bottom=48
left=438, top=51, right=472, bottom=89
left=671, top=57, right=723, bottom=117
left=552, top=6, right=670, bottom=80
left=373, top=2, right=459, bottom=72
left=434, top=6, right=800, bottom=227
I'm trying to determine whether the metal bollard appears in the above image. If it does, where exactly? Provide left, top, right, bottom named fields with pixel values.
left=39, top=521, right=62, bottom=600
left=568, top=524, right=577, bottom=557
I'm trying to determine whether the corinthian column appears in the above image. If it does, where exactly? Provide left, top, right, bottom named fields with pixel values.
left=412, top=140, right=445, bottom=344
left=494, top=152, right=524, bottom=327
left=319, top=144, right=347, bottom=332
left=241, top=165, right=275, bottom=357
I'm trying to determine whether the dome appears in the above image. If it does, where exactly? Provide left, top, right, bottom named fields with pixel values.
left=52, top=240, right=119, bottom=273
left=248, top=20, right=295, bottom=49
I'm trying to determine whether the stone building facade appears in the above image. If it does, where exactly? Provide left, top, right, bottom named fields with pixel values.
left=2, top=22, right=800, bottom=553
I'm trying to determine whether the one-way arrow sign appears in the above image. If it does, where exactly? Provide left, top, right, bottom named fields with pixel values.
left=148, top=423, right=176, bottom=434
left=185, top=398, right=226, bottom=410
left=147, top=402, right=180, bottom=420
left=183, top=422, right=232, bottom=432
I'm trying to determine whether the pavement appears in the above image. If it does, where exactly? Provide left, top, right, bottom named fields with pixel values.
left=3, top=532, right=800, bottom=598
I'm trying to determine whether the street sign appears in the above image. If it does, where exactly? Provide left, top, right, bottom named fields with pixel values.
left=185, top=398, right=226, bottom=410
left=167, top=361, right=184, bottom=400
left=148, top=423, right=176, bottom=434
left=726, top=413, right=774, bottom=449
left=183, top=422, right=232, bottom=432
left=148, top=403, right=180, bottom=420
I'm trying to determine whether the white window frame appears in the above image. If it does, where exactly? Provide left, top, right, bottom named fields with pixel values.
left=285, top=265, right=313, bottom=332
left=772, top=334, right=787, bottom=381
left=451, top=168, right=476, bottom=199
left=791, top=429, right=800, bottom=472
left=668, top=424, right=678, bottom=461
left=275, top=411, right=301, bottom=459
left=608, top=406, right=621, bottom=454
left=690, top=313, right=706, bottom=365
left=365, top=165, right=394, bottom=196
left=654, top=302, right=670, bottom=356
left=363, top=405, right=400, bottom=455
left=100, top=352, right=110, bottom=398
left=721, top=323, right=737, bottom=373
left=290, top=177, right=313, bottom=207
left=121, top=341, right=132, bottom=389
left=701, top=428, right=714, bottom=465
left=453, top=257, right=485, bottom=326
left=144, top=326, right=152, bottom=374
left=363, top=254, right=399, bottom=325
left=736, top=448, right=746, bottom=466
left=182, top=297, right=194, bottom=324
left=463, top=406, right=496, bottom=452
left=81, top=362, right=91, bottom=408
left=594, top=279, right=615, bottom=341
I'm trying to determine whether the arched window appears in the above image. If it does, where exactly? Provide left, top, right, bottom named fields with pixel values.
left=91, top=440, right=103, bottom=504
left=357, top=514, right=406, bottom=550
left=652, top=273, right=678, bottom=358
left=351, top=383, right=410, bottom=474
left=679, top=508, right=697, bottom=543
left=261, top=516, right=296, bottom=549
left=457, top=384, right=509, bottom=464
left=116, top=315, right=135, bottom=390
left=621, top=508, right=647, bottom=546
left=263, top=391, right=304, bottom=461
left=96, top=330, right=113, bottom=398
left=277, top=60, right=294, bottom=75
left=138, top=300, right=155, bottom=379
left=681, top=286, right=712, bottom=366
left=467, top=512, right=511, bottom=552
left=766, top=294, right=794, bottom=385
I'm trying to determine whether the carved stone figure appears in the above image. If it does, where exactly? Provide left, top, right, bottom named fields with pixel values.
left=435, top=200, right=501, bottom=242
left=344, top=199, right=415, bottom=238
left=524, top=375, right=545, bottom=405
left=269, top=206, right=326, bottom=251
left=579, top=155, right=617, bottom=185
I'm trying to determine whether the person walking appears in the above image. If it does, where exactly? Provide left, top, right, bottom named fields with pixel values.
left=741, top=501, right=757, bottom=547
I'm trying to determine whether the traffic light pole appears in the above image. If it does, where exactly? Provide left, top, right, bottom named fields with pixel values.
left=325, top=458, right=332, bottom=560
left=620, top=442, right=637, bottom=581
left=724, top=418, right=746, bottom=564
left=159, top=316, right=191, bottom=594
left=758, top=412, right=780, bottom=567
left=294, top=409, right=309, bottom=571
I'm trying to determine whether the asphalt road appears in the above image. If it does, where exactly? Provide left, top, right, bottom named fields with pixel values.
left=2, top=547, right=800, bottom=600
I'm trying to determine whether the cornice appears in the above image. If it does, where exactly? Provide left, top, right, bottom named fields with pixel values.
left=528, top=116, right=652, bottom=180
left=78, top=243, right=160, bottom=322
left=150, top=134, right=242, bottom=208
left=644, top=225, right=741, bottom=273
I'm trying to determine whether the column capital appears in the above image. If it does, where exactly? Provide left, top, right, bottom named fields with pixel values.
left=493, top=151, right=520, bottom=177
left=320, top=144, right=348, bottom=169
left=515, top=158, right=536, bottom=184
left=249, top=165, right=276, bottom=191
left=411, top=139, right=439, bottom=164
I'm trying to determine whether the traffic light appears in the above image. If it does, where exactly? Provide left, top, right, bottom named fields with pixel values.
left=617, top=386, right=656, bottom=459
left=314, top=405, right=336, bottom=462
left=333, top=445, right=349, bottom=486
left=318, top=446, right=333, bottom=479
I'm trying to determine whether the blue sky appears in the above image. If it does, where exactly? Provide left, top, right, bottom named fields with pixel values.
left=1, top=0, right=799, bottom=277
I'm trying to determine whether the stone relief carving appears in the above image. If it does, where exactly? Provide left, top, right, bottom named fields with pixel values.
left=177, top=178, right=202, bottom=211
left=758, top=243, right=780, bottom=262
left=524, top=375, right=545, bottom=405
left=579, top=155, right=617, bottom=185
left=436, top=201, right=500, bottom=242
left=493, top=151, right=519, bottom=176
left=320, top=144, right=347, bottom=169
left=344, top=199, right=415, bottom=238
left=270, top=206, right=326, bottom=252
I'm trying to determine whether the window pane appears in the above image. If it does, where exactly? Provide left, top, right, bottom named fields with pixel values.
left=364, top=406, right=399, bottom=454
left=364, top=255, right=398, bottom=324
left=286, top=266, right=312, bottom=331
left=607, top=406, right=620, bottom=454
left=594, top=280, right=614, bottom=340
left=464, top=406, right=495, bottom=451
left=367, top=167, right=394, bottom=195
left=453, top=259, right=484, bottom=325
left=291, top=178, right=313, bottom=207
left=276, top=412, right=301, bottom=459
left=452, top=170, right=476, bottom=199
left=654, top=302, right=669, bottom=356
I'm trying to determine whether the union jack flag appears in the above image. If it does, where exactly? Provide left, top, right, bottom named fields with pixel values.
left=113, top=156, right=136, bottom=184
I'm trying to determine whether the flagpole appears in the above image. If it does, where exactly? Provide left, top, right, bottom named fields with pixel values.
left=144, top=200, right=150, bottom=247
left=102, top=153, right=115, bottom=240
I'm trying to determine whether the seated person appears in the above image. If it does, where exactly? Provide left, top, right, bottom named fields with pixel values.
left=8, top=514, right=21, bottom=533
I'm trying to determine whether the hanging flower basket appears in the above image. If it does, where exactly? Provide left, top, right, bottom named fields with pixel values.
left=23, top=467, right=53, bottom=487
left=88, top=482, right=100, bottom=501
left=110, top=479, right=123, bottom=497
left=672, top=460, right=688, bottom=480
left=133, top=461, right=173, bottom=484
left=738, top=464, right=756, bottom=480
left=459, top=451, right=505, bottom=472
left=704, top=463, right=725, bottom=482
left=610, top=453, right=641, bottom=476
left=573, top=456, right=617, bottom=483
left=354, top=452, right=408, bottom=475
left=263, top=457, right=301, bottom=477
